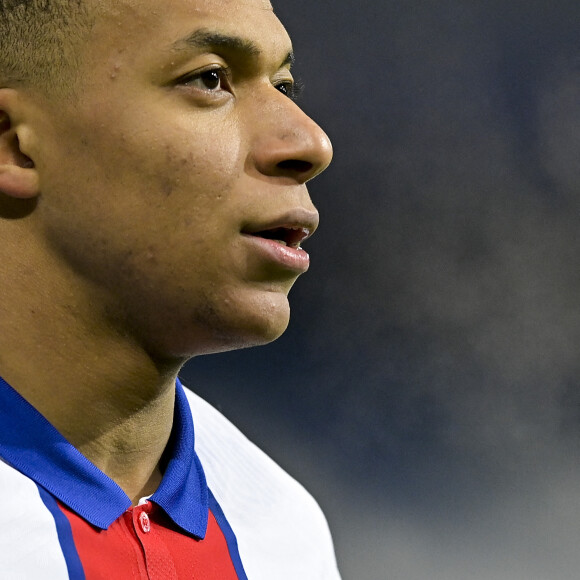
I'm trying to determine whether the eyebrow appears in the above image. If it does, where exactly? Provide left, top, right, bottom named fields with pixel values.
left=170, top=29, right=294, bottom=68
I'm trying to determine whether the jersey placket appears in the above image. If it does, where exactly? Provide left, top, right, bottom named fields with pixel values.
left=128, top=501, right=178, bottom=580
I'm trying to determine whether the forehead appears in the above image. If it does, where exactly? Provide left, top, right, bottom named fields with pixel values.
left=97, top=0, right=274, bottom=18
left=88, top=0, right=288, bottom=62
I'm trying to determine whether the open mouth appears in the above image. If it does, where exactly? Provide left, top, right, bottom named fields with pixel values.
left=246, top=227, right=311, bottom=249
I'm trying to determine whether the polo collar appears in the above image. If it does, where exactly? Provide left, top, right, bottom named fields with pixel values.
left=0, top=376, right=208, bottom=538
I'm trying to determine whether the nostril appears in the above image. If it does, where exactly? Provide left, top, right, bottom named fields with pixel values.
left=277, top=159, right=313, bottom=173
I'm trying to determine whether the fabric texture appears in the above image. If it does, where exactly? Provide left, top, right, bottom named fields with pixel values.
left=0, top=376, right=341, bottom=579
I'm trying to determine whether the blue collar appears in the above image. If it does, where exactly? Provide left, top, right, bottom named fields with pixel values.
left=0, top=376, right=208, bottom=538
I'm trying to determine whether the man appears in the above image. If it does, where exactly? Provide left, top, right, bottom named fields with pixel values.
left=0, top=0, right=338, bottom=578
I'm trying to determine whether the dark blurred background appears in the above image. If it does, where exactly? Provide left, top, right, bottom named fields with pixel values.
left=182, top=2, right=580, bottom=578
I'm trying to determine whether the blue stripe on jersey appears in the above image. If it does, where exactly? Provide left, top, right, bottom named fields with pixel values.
left=151, top=379, right=209, bottom=539
left=0, top=376, right=131, bottom=529
left=37, top=485, right=86, bottom=580
left=0, top=376, right=209, bottom=538
left=208, top=489, right=248, bottom=580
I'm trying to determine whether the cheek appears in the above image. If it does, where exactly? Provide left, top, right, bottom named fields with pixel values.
left=36, top=126, right=245, bottom=326
left=31, top=102, right=291, bottom=354
left=51, top=97, right=243, bottom=191
left=156, top=142, right=239, bottom=202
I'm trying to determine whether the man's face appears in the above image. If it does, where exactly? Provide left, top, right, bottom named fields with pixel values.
left=25, top=0, right=332, bottom=358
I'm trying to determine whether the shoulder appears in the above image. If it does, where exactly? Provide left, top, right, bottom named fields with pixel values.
left=0, top=460, right=71, bottom=577
left=184, top=387, right=341, bottom=580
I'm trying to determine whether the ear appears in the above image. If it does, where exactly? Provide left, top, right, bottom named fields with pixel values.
left=0, top=89, right=39, bottom=199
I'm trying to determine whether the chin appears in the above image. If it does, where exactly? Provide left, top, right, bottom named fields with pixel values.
left=163, top=291, right=292, bottom=358
left=214, top=297, right=291, bottom=353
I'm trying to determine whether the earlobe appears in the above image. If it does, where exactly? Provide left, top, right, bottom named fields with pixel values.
left=0, top=106, right=39, bottom=200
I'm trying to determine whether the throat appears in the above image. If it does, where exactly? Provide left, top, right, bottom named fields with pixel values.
left=81, top=438, right=168, bottom=505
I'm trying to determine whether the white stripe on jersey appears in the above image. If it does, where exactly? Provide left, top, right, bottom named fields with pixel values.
left=186, top=389, right=341, bottom=580
left=0, top=459, right=70, bottom=579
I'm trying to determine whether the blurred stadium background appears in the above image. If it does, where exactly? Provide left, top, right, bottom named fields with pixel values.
left=183, top=2, right=580, bottom=578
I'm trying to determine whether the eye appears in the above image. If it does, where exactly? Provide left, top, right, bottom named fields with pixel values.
left=274, top=78, right=304, bottom=101
left=177, top=66, right=232, bottom=93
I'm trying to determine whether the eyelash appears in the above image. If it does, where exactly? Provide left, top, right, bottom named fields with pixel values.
left=275, top=78, right=304, bottom=101
left=177, top=66, right=233, bottom=93
left=176, top=66, right=304, bottom=101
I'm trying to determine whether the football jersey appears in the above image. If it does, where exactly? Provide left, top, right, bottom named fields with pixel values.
left=0, top=376, right=341, bottom=579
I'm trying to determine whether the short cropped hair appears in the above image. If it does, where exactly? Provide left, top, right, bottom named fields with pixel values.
left=0, top=0, right=90, bottom=93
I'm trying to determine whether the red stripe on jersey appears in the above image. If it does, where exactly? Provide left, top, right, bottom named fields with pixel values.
left=60, top=500, right=240, bottom=579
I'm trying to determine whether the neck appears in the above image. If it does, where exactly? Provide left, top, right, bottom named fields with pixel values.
left=0, top=232, right=185, bottom=503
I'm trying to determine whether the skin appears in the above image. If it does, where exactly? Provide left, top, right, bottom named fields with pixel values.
left=0, top=0, right=332, bottom=502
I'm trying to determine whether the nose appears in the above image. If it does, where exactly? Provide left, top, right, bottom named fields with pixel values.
left=250, top=95, right=333, bottom=184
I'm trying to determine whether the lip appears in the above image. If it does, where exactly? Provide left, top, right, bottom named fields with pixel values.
left=241, top=208, right=319, bottom=273
left=241, top=234, right=312, bottom=272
